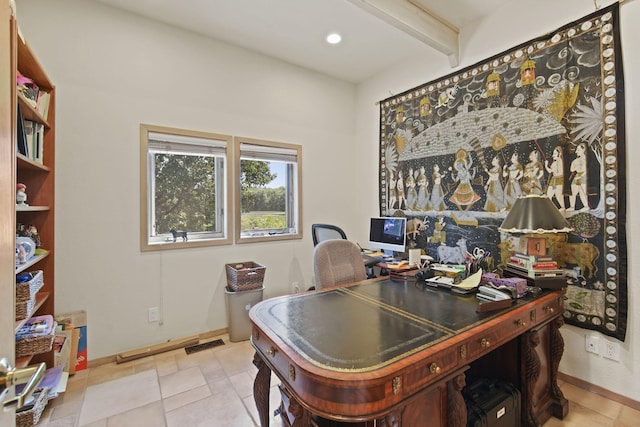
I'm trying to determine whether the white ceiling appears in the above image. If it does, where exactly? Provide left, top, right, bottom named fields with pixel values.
left=94, top=0, right=511, bottom=83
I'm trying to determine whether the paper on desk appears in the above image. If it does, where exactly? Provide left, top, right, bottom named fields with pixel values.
left=450, top=269, right=483, bottom=290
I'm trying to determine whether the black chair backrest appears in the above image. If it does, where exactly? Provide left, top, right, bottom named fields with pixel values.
left=311, top=224, right=347, bottom=246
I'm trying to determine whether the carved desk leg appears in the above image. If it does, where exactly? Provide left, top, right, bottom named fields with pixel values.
left=447, top=373, right=467, bottom=427
left=253, top=351, right=272, bottom=427
left=524, top=330, right=541, bottom=427
left=287, top=394, right=312, bottom=427
left=376, top=410, right=402, bottom=427
left=550, top=317, right=569, bottom=419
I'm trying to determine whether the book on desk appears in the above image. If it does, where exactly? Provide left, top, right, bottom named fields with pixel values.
left=503, top=265, right=567, bottom=289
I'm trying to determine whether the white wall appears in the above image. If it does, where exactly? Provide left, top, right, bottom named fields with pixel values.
left=354, top=0, right=639, bottom=402
left=17, top=0, right=362, bottom=359
left=18, top=0, right=639, bottom=403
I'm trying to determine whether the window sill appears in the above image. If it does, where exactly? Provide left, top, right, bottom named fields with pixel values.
left=141, top=237, right=232, bottom=251
left=236, top=232, right=302, bottom=244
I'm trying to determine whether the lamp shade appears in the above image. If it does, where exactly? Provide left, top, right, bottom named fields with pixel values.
left=499, top=194, right=573, bottom=234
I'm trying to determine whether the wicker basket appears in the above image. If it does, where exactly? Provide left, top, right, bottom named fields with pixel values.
left=15, top=297, right=36, bottom=322
left=16, top=270, right=44, bottom=300
left=16, top=387, right=49, bottom=427
left=225, top=262, right=266, bottom=291
left=16, top=323, right=56, bottom=358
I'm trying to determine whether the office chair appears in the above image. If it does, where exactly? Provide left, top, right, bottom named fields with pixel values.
left=311, top=223, right=347, bottom=247
left=313, top=239, right=367, bottom=290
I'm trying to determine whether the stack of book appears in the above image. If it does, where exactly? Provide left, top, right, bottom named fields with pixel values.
left=506, top=253, right=564, bottom=279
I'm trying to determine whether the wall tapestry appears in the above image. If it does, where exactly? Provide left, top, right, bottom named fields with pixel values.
left=378, top=4, right=626, bottom=341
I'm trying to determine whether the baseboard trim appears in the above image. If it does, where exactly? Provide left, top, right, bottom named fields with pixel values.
left=86, top=328, right=229, bottom=368
left=558, top=371, right=640, bottom=411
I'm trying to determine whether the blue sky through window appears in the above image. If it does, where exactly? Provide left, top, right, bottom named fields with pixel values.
left=267, top=162, right=286, bottom=188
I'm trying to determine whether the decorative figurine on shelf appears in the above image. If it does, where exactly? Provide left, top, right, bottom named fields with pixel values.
left=169, top=229, right=188, bottom=242
left=16, top=243, right=26, bottom=266
left=16, top=183, right=28, bottom=206
left=18, top=224, right=41, bottom=247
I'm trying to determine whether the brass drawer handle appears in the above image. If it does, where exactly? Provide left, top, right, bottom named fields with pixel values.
left=480, top=338, right=490, bottom=348
left=266, top=347, right=277, bottom=357
left=544, top=306, right=555, bottom=314
left=515, top=319, right=526, bottom=327
left=429, top=363, right=441, bottom=374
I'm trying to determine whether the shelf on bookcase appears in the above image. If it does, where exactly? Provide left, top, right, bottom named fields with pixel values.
left=17, top=92, right=50, bottom=128
left=16, top=205, right=50, bottom=212
left=15, top=251, right=49, bottom=274
left=15, top=355, right=33, bottom=369
left=17, top=152, right=49, bottom=171
left=14, top=292, right=50, bottom=332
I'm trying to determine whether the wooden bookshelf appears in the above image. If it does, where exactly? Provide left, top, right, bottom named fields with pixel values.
left=10, top=12, right=56, bottom=369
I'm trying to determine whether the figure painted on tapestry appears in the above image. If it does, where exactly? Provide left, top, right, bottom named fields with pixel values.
left=449, top=149, right=481, bottom=211
left=437, top=85, right=458, bottom=108
left=568, top=143, right=589, bottom=212
left=503, top=152, right=524, bottom=209
left=544, top=146, right=566, bottom=211
left=430, top=164, right=447, bottom=211
left=520, top=59, right=536, bottom=86
left=388, top=170, right=397, bottom=212
left=396, top=169, right=406, bottom=210
left=395, top=106, right=404, bottom=124
left=405, top=167, right=418, bottom=211
left=484, top=155, right=506, bottom=212
left=394, top=107, right=408, bottom=153
left=431, top=215, right=447, bottom=244
left=416, top=166, right=430, bottom=211
left=419, top=97, right=430, bottom=117
left=522, top=150, right=544, bottom=195
left=486, top=71, right=501, bottom=97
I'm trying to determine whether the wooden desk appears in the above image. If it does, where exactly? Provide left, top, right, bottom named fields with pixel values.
left=250, top=278, right=568, bottom=427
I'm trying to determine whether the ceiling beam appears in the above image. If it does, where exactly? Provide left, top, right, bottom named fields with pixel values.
left=346, top=0, right=459, bottom=67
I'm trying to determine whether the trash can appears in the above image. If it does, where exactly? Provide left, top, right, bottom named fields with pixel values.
left=225, top=286, right=264, bottom=342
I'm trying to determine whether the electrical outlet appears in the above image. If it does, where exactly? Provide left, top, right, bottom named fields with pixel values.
left=585, top=334, right=599, bottom=354
left=603, top=341, right=621, bottom=361
left=148, top=307, right=160, bottom=323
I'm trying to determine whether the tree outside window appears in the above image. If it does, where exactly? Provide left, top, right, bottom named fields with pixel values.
left=140, top=125, right=232, bottom=250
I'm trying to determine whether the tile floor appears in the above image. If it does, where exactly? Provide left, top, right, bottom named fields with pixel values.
left=32, top=334, right=639, bottom=427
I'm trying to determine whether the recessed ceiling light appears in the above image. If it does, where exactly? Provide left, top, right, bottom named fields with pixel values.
left=326, top=33, right=342, bottom=44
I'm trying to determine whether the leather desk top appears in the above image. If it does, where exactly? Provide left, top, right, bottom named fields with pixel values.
left=250, top=279, right=535, bottom=373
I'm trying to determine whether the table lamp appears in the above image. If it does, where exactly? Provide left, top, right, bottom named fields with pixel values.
left=499, top=194, right=573, bottom=288
left=499, top=194, right=572, bottom=235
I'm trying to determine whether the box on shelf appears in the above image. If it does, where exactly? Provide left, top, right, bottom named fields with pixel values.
left=15, top=270, right=44, bottom=300
left=15, top=315, right=56, bottom=358
left=15, top=297, right=36, bottom=322
left=15, top=270, right=44, bottom=321
left=55, top=311, right=87, bottom=372
left=225, top=262, right=266, bottom=292
left=15, top=387, right=49, bottom=427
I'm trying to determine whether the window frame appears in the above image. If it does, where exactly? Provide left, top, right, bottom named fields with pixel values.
left=234, top=136, right=303, bottom=243
left=140, top=124, right=233, bottom=251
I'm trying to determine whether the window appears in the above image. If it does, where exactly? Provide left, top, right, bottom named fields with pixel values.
left=235, top=137, right=302, bottom=242
left=140, top=124, right=232, bottom=250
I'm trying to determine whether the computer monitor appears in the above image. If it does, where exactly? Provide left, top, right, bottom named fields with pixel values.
left=368, top=217, right=407, bottom=257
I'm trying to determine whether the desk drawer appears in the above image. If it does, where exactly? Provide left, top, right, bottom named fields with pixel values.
left=466, top=312, right=530, bottom=360
left=403, top=344, right=461, bottom=395
left=252, top=327, right=293, bottom=384
left=531, top=294, right=564, bottom=326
